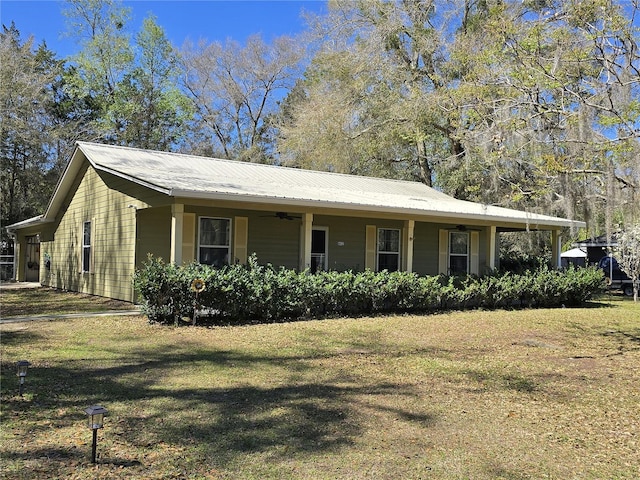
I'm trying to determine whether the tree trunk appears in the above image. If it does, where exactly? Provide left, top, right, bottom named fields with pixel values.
left=416, top=137, right=432, bottom=187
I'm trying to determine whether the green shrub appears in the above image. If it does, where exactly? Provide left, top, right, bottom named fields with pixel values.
left=131, top=255, right=190, bottom=322
left=132, top=256, right=604, bottom=325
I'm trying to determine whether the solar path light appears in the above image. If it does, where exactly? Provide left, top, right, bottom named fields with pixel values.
left=16, top=360, right=31, bottom=396
left=85, top=405, right=108, bottom=463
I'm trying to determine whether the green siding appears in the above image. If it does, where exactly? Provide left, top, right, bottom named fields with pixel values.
left=40, top=163, right=153, bottom=302
left=313, top=215, right=377, bottom=271
left=100, top=171, right=169, bottom=207
left=412, top=223, right=440, bottom=276
left=188, top=206, right=301, bottom=270
left=413, top=223, right=489, bottom=276
left=248, top=215, right=300, bottom=269
left=135, top=206, right=172, bottom=267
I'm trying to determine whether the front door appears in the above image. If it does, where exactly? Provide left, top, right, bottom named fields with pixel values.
left=311, top=228, right=328, bottom=273
left=25, top=235, right=40, bottom=282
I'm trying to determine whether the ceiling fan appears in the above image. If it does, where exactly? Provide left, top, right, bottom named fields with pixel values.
left=261, top=212, right=302, bottom=221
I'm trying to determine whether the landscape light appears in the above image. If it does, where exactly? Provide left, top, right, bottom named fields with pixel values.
left=84, top=405, right=108, bottom=463
left=16, top=360, right=30, bottom=396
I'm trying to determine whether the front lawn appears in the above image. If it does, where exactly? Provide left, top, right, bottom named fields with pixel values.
left=1, top=294, right=638, bottom=479
left=1, top=288, right=134, bottom=317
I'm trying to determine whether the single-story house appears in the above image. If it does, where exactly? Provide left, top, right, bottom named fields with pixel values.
left=6, top=142, right=585, bottom=302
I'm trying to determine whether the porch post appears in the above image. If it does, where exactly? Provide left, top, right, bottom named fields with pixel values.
left=170, top=204, right=184, bottom=265
left=486, top=226, right=497, bottom=272
left=299, top=213, right=313, bottom=271
left=551, top=229, right=561, bottom=269
left=13, top=235, right=22, bottom=282
left=402, top=220, right=415, bottom=273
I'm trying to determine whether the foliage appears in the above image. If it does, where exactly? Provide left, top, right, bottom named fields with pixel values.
left=132, top=255, right=604, bottom=325
left=5, top=0, right=639, bottom=255
left=116, top=15, right=194, bottom=149
left=277, top=0, right=448, bottom=184
left=0, top=24, right=65, bottom=250
left=277, top=0, right=640, bottom=237
left=498, top=231, right=551, bottom=274
left=63, top=0, right=194, bottom=149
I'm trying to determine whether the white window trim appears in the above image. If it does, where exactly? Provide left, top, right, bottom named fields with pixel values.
left=377, top=228, right=401, bottom=272
left=198, top=216, right=232, bottom=266
left=82, top=220, right=91, bottom=273
left=448, top=231, right=469, bottom=275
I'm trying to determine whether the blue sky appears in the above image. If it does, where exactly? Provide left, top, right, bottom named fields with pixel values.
left=1, top=0, right=327, bottom=57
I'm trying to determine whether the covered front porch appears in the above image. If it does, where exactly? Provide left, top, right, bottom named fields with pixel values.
left=157, top=200, right=564, bottom=277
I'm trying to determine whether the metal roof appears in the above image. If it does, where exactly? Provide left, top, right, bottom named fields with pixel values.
left=78, top=142, right=585, bottom=228
left=8, top=142, right=585, bottom=230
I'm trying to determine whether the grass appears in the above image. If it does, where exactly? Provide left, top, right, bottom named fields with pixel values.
left=1, top=289, right=639, bottom=479
left=1, top=288, right=134, bottom=317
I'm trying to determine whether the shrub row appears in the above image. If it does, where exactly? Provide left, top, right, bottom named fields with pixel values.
left=132, top=255, right=605, bottom=325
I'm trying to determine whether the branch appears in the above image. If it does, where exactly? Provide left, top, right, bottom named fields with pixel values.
left=564, top=169, right=637, bottom=189
left=346, top=117, right=406, bottom=139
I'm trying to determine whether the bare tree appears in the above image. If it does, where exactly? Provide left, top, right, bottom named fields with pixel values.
left=180, top=34, right=305, bottom=161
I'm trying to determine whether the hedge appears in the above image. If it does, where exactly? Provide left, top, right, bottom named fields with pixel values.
left=132, top=254, right=605, bottom=325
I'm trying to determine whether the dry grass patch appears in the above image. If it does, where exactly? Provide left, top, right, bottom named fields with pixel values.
left=1, top=293, right=639, bottom=479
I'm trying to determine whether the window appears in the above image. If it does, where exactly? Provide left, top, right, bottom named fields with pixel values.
left=449, top=231, right=469, bottom=275
left=82, top=221, right=91, bottom=272
left=377, top=228, right=400, bottom=271
left=198, top=217, right=230, bottom=267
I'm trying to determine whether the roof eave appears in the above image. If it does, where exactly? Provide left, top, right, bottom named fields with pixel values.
left=5, top=215, right=53, bottom=234
left=171, top=189, right=585, bottom=230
